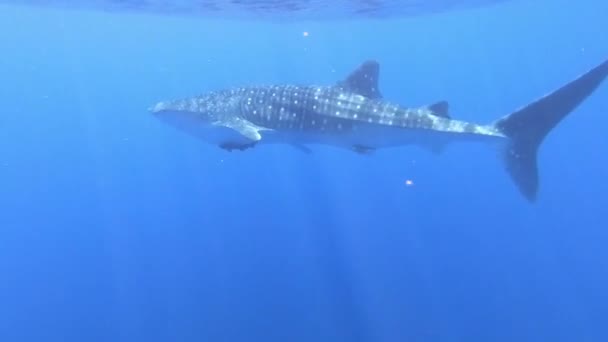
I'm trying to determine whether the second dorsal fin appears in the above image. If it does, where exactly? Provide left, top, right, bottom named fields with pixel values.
left=428, top=101, right=450, bottom=119
left=336, top=60, right=382, bottom=99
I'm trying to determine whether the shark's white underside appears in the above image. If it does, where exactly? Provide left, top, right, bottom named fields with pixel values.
left=157, top=109, right=506, bottom=153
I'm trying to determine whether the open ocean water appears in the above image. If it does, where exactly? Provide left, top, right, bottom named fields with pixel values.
left=0, top=0, right=607, bottom=341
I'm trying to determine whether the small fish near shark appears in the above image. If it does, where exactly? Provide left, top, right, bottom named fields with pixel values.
left=150, top=58, right=608, bottom=202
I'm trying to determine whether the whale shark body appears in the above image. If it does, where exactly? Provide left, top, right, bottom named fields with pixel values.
left=150, top=58, right=608, bottom=202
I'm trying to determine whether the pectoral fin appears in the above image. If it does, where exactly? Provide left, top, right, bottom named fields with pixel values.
left=214, top=118, right=271, bottom=142
left=213, top=118, right=271, bottom=152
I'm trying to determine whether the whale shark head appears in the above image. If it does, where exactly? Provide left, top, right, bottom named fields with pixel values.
left=149, top=90, right=240, bottom=126
left=149, top=90, right=250, bottom=145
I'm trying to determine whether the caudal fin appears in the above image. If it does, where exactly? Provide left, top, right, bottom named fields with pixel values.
left=494, top=58, right=608, bottom=202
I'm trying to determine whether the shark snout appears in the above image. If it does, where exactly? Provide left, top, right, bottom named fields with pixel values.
left=148, top=102, right=167, bottom=114
left=148, top=102, right=170, bottom=116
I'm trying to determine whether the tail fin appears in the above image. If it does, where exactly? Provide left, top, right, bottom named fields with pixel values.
left=494, top=58, right=608, bottom=202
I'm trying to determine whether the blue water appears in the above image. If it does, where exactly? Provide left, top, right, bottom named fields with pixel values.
left=1, top=1, right=608, bottom=341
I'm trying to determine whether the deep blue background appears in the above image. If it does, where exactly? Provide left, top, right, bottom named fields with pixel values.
left=1, top=0, right=607, bottom=341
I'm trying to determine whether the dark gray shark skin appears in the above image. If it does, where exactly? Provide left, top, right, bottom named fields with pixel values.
left=151, top=58, right=608, bottom=202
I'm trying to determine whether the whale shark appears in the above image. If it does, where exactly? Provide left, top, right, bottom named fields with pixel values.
left=150, top=58, right=608, bottom=202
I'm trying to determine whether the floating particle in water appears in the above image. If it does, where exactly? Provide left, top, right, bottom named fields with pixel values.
left=404, top=179, right=414, bottom=186
left=302, top=31, right=309, bottom=37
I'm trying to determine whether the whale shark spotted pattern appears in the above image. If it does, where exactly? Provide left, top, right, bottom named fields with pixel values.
left=150, top=58, right=608, bottom=202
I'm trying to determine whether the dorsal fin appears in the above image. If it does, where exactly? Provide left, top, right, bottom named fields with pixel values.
left=336, top=60, right=382, bottom=99
left=428, top=101, right=450, bottom=119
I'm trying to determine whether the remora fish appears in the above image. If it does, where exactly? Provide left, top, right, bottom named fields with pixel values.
left=150, top=58, right=608, bottom=201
